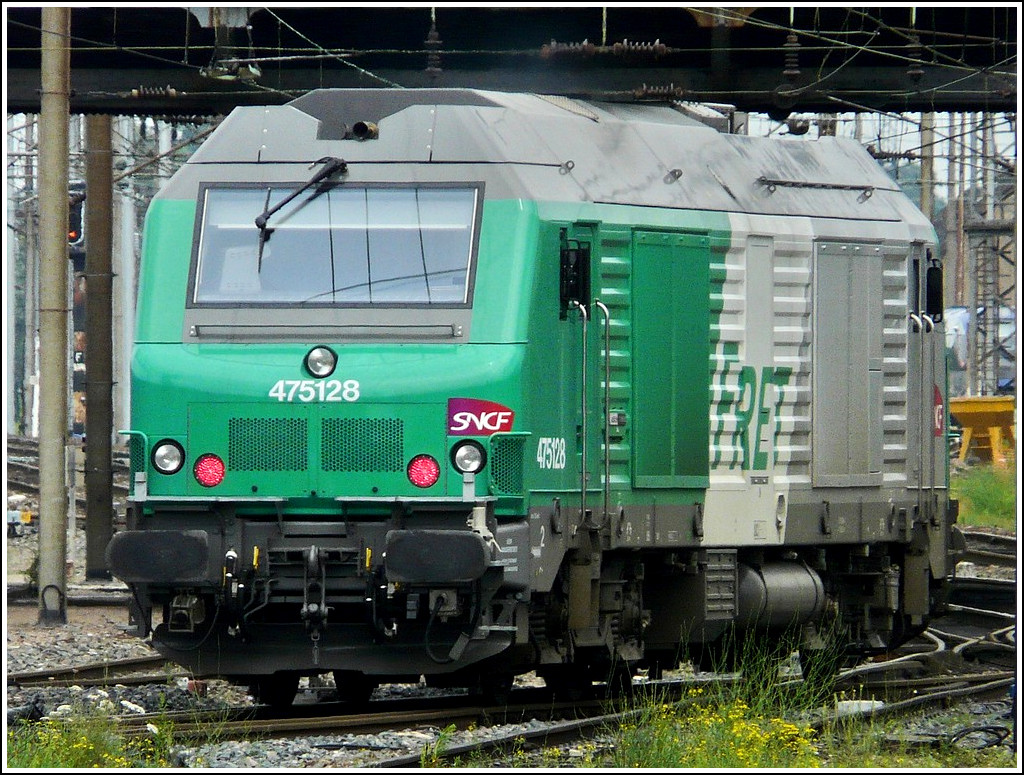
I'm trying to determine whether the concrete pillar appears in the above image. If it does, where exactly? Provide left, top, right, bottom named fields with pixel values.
left=37, top=6, right=71, bottom=624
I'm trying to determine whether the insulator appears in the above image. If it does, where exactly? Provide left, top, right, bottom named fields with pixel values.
left=632, top=83, right=685, bottom=100
left=611, top=39, right=668, bottom=58
left=906, top=33, right=924, bottom=83
left=783, top=32, right=800, bottom=81
left=540, top=39, right=596, bottom=59
left=424, top=23, right=442, bottom=76
left=131, top=85, right=179, bottom=99
left=609, top=613, right=622, bottom=638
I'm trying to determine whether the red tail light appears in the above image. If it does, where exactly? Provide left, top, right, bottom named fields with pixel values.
left=407, top=454, right=440, bottom=488
left=194, top=454, right=225, bottom=487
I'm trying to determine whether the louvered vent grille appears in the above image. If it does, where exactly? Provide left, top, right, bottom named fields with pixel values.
left=228, top=417, right=308, bottom=471
left=322, top=418, right=404, bottom=472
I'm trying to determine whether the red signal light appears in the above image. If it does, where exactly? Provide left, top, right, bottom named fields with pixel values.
left=68, top=193, right=84, bottom=245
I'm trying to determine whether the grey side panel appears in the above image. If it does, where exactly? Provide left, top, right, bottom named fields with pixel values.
left=812, top=241, right=884, bottom=487
left=746, top=235, right=776, bottom=474
left=183, top=107, right=272, bottom=166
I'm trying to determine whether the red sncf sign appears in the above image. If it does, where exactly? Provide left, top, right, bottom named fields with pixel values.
left=447, top=398, right=515, bottom=436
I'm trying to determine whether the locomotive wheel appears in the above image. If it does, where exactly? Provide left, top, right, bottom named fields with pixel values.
left=693, top=636, right=742, bottom=674
left=796, top=646, right=847, bottom=692
left=332, top=670, right=376, bottom=704
left=887, top=613, right=928, bottom=651
left=599, top=660, right=635, bottom=699
left=799, top=616, right=855, bottom=686
left=540, top=665, right=594, bottom=702
left=641, top=649, right=683, bottom=681
left=475, top=671, right=515, bottom=707
left=249, top=672, right=300, bottom=708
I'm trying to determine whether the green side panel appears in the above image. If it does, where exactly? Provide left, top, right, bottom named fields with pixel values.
left=632, top=231, right=710, bottom=488
left=469, top=199, right=539, bottom=343
left=135, top=199, right=196, bottom=342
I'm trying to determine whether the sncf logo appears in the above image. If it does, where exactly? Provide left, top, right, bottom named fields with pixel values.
left=933, top=384, right=944, bottom=437
left=447, top=398, right=515, bottom=436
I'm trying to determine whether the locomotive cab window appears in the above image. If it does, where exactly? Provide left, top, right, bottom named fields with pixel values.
left=191, top=184, right=480, bottom=306
left=184, top=182, right=482, bottom=342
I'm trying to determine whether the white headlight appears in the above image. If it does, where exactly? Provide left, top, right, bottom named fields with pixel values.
left=152, top=441, right=185, bottom=474
left=305, top=346, right=337, bottom=377
left=452, top=441, right=486, bottom=474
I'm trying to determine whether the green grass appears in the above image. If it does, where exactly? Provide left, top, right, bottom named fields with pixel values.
left=614, top=692, right=821, bottom=768
left=6, top=711, right=176, bottom=768
left=611, top=629, right=834, bottom=768
left=606, top=628, right=1017, bottom=769
left=950, top=463, right=1018, bottom=531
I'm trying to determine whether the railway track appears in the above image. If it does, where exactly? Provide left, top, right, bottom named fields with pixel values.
left=393, top=622, right=1019, bottom=767
left=959, top=528, right=1019, bottom=568
left=10, top=601, right=1014, bottom=753
left=362, top=661, right=1018, bottom=767
left=6, top=433, right=1017, bottom=763
left=8, top=436, right=130, bottom=468
left=7, top=654, right=187, bottom=689
left=7, top=460, right=130, bottom=507
left=7, top=434, right=131, bottom=524
left=8, top=610, right=1011, bottom=769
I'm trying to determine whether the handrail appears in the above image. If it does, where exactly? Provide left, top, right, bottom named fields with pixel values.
left=570, top=300, right=588, bottom=533
left=593, top=299, right=611, bottom=529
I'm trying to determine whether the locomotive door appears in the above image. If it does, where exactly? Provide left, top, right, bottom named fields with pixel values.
left=630, top=231, right=711, bottom=489
left=811, top=241, right=884, bottom=487
left=560, top=223, right=603, bottom=524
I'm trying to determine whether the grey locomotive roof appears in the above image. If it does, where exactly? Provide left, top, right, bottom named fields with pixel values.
left=178, top=88, right=928, bottom=225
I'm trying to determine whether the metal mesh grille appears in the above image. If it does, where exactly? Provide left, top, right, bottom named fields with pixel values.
left=490, top=435, right=525, bottom=494
left=129, top=436, right=146, bottom=475
left=321, top=418, right=404, bottom=472
left=228, top=417, right=308, bottom=471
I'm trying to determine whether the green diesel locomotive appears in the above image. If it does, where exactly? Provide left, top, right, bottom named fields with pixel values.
left=107, top=89, right=962, bottom=705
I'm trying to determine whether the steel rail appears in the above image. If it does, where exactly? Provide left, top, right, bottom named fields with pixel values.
left=7, top=654, right=170, bottom=685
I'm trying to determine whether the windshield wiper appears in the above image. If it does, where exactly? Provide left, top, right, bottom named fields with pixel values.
left=255, top=156, right=348, bottom=269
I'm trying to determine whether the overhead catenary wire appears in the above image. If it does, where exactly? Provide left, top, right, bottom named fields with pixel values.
left=262, top=8, right=405, bottom=89
left=687, top=5, right=1015, bottom=78
left=7, top=9, right=1014, bottom=82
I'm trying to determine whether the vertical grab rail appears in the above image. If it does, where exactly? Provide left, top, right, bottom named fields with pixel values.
left=571, top=300, right=588, bottom=533
left=910, top=305, right=937, bottom=522
left=921, top=313, right=935, bottom=521
left=593, top=299, right=611, bottom=529
left=909, top=309, right=926, bottom=520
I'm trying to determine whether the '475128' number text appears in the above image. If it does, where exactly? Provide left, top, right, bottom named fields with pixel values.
left=268, top=379, right=360, bottom=403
